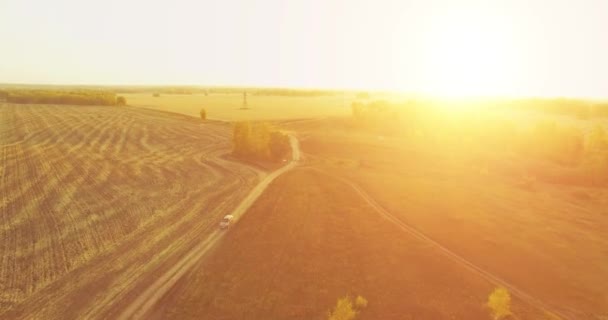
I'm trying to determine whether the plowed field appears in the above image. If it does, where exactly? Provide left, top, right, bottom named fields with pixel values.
left=0, top=103, right=260, bottom=319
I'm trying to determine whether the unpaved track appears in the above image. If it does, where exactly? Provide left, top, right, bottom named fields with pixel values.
left=0, top=104, right=260, bottom=319
left=309, top=168, right=576, bottom=320
left=117, top=136, right=301, bottom=320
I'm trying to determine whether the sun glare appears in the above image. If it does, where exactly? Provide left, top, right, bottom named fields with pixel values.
left=420, top=11, right=518, bottom=98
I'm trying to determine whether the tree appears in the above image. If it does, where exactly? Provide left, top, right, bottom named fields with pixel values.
left=354, top=296, right=368, bottom=309
left=487, top=287, right=512, bottom=320
left=328, top=297, right=357, bottom=320
left=200, top=108, right=207, bottom=120
left=233, top=122, right=252, bottom=156
left=328, top=295, right=367, bottom=320
left=269, top=131, right=290, bottom=160
left=116, top=96, right=127, bottom=106
left=232, top=122, right=291, bottom=162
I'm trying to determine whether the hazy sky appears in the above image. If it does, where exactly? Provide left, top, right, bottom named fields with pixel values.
left=1, top=0, right=607, bottom=97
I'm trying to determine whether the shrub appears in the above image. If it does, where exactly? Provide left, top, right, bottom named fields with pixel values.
left=116, top=96, right=127, bottom=106
left=327, top=295, right=367, bottom=320
left=487, top=287, right=512, bottom=320
left=354, top=296, right=368, bottom=309
left=200, top=108, right=207, bottom=120
left=328, top=297, right=357, bottom=320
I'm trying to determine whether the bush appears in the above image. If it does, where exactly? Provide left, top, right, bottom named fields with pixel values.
left=328, top=297, right=357, bottom=320
left=354, top=296, right=368, bottom=309
left=328, top=295, right=367, bottom=320
left=487, top=287, right=512, bottom=320
left=116, top=96, right=127, bottom=106
left=200, top=108, right=207, bottom=120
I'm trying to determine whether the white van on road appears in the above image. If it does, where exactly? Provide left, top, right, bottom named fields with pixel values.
left=219, top=215, right=234, bottom=229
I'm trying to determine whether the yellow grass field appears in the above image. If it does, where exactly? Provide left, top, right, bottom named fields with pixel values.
left=149, top=116, right=608, bottom=319
left=122, top=93, right=354, bottom=121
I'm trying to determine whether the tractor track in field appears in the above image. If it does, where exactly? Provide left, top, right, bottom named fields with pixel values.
left=115, top=135, right=301, bottom=320
left=0, top=103, right=262, bottom=319
left=307, top=167, right=578, bottom=320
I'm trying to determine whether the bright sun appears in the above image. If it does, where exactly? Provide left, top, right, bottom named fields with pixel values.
left=420, top=11, right=518, bottom=98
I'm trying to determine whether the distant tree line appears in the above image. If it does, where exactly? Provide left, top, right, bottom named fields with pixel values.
left=503, top=98, right=608, bottom=119
left=351, top=100, right=404, bottom=133
left=232, top=122, right=291, bottom=162
left=253, top=88, right=339, bottom=97
left=351, top=99, right=608, bottom=185
left=1, top=89, right=124, bottom=106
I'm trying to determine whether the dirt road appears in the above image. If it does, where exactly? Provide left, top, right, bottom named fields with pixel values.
left=0, top=104, right=260, bottom=319
left=116, top=135, right=301, bottom=320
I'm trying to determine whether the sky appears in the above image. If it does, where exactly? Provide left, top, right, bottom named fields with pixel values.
left=1, top=0, right=607, bottom=98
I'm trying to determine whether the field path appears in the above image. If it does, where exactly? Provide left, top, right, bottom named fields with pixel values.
left=117, top=135, right=301, bottom=320
left=0, top=104, right=263, bottom=319
left=309, top=168, right=577, bottom=320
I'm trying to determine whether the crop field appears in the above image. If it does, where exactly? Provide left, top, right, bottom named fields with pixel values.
left=122, top=93, right=354, bottom=121
left=152, top=168, right=543, bottom=319
left=0, top=103, right=260, bottom=319
left=2, top=100, right=607, bottom=320
left=147, top=115, right=608, bottom=320
left=290, top=119, right=608, bottom=318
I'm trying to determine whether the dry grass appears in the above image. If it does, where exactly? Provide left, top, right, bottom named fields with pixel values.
left=0, top=103, right=259, bottom=319
left=121, top=93, right=354, bottom=121
left=152, top=169, right=544, bottom=319
left=290, top=118, right=608, bottom=318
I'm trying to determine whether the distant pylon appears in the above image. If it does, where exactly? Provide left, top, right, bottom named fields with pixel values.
left=243, top=90, right=248, bottom=108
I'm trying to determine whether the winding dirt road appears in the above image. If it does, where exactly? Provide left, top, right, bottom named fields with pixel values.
left=117, top=135, right=301, bottom=320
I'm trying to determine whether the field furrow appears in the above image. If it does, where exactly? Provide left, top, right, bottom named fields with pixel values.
left=0, top=103, right=259, bottom=319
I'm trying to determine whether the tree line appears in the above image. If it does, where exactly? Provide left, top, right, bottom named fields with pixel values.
left=253, top=88, right=339, bottom=97
left=232, top=122, right=291, bottom=162
left=351, top=100, right=608, bottom=185
left=0, top=89, right=125, bottom=106
left=500, top=98, right=608, bottom=119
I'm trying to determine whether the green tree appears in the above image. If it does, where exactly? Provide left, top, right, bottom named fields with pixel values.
left=232, top=122, right=291, bottom=161
left=269, top=131, right=290, bottom=160
left=233, top=121, right=252, bottom=156
left=116, top=96, right=127, bottom=106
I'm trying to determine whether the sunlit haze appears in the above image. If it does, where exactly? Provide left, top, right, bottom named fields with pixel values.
left=1, top=0, right=607, bottom=97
